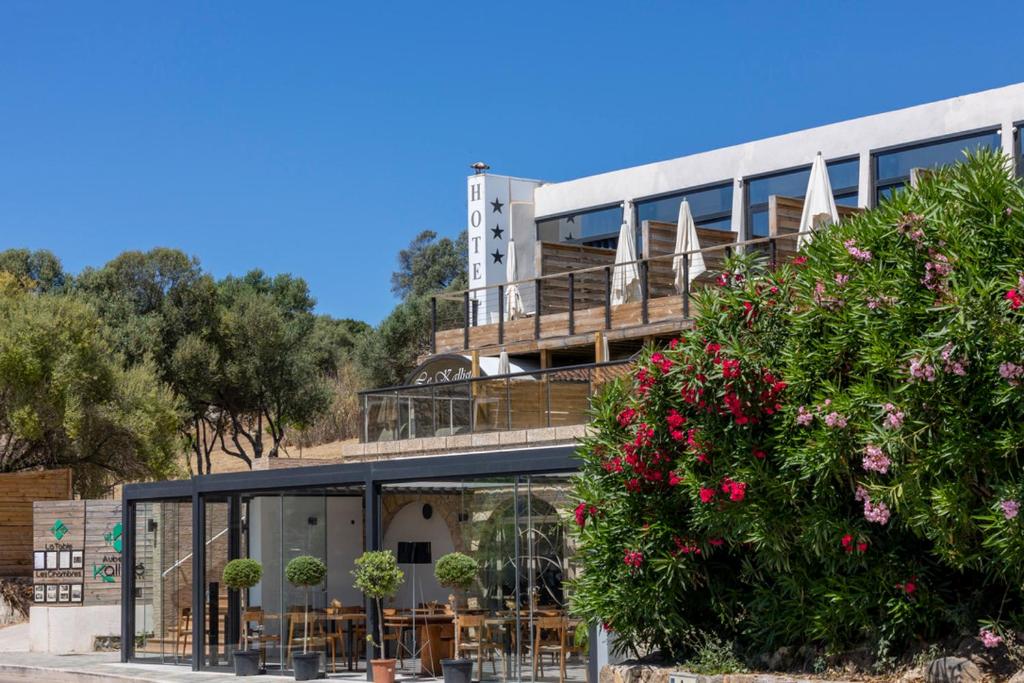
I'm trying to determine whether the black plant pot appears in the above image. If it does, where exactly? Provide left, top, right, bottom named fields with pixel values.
left=292, top=651, right=321, bottom=681
left=441, top=658, right=474, bottom=683
left=233, top=649, right=262, bottom=676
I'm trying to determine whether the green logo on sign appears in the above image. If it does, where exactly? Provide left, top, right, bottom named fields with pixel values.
left=103, top=523, right=122, bottom=553
left=93, top=564, right=116, bottom=583
left=50, top=519, right=68, bottom=540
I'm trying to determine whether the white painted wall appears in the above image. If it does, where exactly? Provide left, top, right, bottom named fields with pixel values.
left=29, top=605, right=119, bottom=653
left=531, top=81, right=1024, bottom=228
left=247, top=496, right=364, bottom=617
left=382, top=502, right=455, bottom=609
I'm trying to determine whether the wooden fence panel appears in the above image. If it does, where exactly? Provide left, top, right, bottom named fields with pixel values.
left=0, top=469, right=72, bottom=576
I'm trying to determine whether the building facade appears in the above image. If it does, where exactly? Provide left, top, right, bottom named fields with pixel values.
left=122, top=82, right=1024, bottom=680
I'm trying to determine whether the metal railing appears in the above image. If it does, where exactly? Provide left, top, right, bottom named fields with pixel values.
left=358, top=360, right=632, bottom=443
left=429, top=230, right=809, bottom=352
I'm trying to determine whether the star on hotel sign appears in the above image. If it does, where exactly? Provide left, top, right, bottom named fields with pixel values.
left=491, top=224, right=504, bottom=240
left=490, top=198, right=504, bottom=214
left=491, top=249, right=504, bottom=264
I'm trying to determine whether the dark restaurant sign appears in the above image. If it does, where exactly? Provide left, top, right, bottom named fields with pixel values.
left=407, top=355, right=474, bottom=385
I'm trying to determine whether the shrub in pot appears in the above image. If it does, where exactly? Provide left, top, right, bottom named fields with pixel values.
left=284, top=555, right=327, bottom=681
left=434, top=552, right=478, bottom=683
left=352, top=550, right=404, bottom=683
left=222, top=558, right=264, bottom=676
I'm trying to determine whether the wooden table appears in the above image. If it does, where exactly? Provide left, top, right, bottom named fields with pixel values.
left=383, top=613, right=454, bottom=676
left=322, top=612, right=367, bottom=672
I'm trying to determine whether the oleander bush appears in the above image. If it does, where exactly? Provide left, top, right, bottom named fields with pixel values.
left=570, top=151, right=1024, bottom=664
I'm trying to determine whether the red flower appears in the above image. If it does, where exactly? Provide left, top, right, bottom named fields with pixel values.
left=1007, top=289, right=1024, bottom=309
left=857, top=541, right=869, bottom=554
left=841, top=534, right=854, bottom=553
left=793, top=256, right=808, bottom=265
left=617, top=407, right=637, bottom=427
left=752, top=448, right=766, bottom=460
left=575, top=502, right=588, bottom=527
left=623, top=549, right=644, bottom=568
left=699, top=487, right=716, bottom=503
left=669, top=338, right=681, bottom=349
left=721, top=477, right=747, bottom=502
left=666, top=409, right=686, bottom=429
left=708, top=538, right=724, bottom=547
left=722, top=358, right=742, bottom=379
left=668, top=471, right=682, bottom=487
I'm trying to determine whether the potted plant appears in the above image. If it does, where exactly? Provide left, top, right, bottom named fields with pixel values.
left=352, top=550, right=404, bottom=683
left=223, top=558, right=264, bottom=676
left=284, top=555, right=327, bottom=681
left=434, top=552, right=478, bottom=683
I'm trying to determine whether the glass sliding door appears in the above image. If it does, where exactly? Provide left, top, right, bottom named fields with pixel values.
left=380, top=474, right=587, bottom=682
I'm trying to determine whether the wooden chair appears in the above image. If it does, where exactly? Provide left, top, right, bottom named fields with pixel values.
left=285, top=610, right=327, bottom=666
left=455, top=613, right=505, bottom=681
left=239, top=607, right=281, bottom=666
left=169, top=607, right=192, bottom=659
left=531, top=615, right=569, bottom=683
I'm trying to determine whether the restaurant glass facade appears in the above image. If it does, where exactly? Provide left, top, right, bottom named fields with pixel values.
left=123, top=451, right=594, bottom=681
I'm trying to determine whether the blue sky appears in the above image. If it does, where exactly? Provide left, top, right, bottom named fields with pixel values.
left=2, top=1, right=1022, bottom=324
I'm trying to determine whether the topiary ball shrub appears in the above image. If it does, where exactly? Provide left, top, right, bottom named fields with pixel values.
left=434, top=552, right=478, bottom=591
left=352, top=550, right=404, bottom=599
left=570, top=150, right=1024, bottom=666
left=285, top=555, right=327, bottom=588
left=222, top=558, right=263, bottom=590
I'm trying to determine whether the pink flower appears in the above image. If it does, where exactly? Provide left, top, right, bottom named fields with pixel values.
left=883, top=403, right=904, bottom=430
left=796, top=405, right=814, bottom=426
left=1001, top=499, right=1020, bottom=520
left=856, top=486, right=891, bottom=525
left=844, top=239, right=873, bottom=262
left=824, top=411, right=848, bottom=429
left=834, top=273, right=850, bottom=286
left=999, top=362, right=1024, bottom=386
left=940, top=343, right=969, bottom=376
left=862, top=444, right=891, bottom=474
left=980, top=628, right=1004, bottom=649
left=908, top=357, right=937, bottom=382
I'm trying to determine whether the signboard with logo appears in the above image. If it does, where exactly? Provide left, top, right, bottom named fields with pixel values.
left=32, top=500, right=123, bottom=606
left=406, top=354, right=474, bottom=386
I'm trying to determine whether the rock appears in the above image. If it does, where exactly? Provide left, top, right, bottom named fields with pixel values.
left=925, top=657, right=983, bottom=683
left=1006, top=670, right=1024, bottom=683
left=767, top=646, right=792, bottom=670
left=897, top=666, right=926, bottom=683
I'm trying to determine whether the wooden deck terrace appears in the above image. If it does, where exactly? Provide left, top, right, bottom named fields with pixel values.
left=429, top=196, right=861, bottom=358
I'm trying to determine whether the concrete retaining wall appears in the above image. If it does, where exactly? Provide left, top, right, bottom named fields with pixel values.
left=29, top=605, right=119, bottom=654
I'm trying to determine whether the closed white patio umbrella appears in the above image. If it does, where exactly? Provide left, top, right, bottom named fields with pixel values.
left=498, top=349, right=510, bottom=375
left=504, top=240, right=525, bottom=319
left=673, top=199, right=706, bottom=292
left=611, top=200, right=641, bottom=305
left=798, top=152, right=839, bottom=248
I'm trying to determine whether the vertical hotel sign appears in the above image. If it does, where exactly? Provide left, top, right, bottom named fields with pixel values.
left=467, top=174, right=509, bottom=324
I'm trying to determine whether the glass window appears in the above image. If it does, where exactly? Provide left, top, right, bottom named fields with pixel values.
left=874, top=130, right=1001, bottom=203
left=635, top=181, right=733, bottom=231
left=746, top=158, right=860, bottom=238
left=1016, top=126, right=1022, bottom=178
left=536, top=205, right=622, bottom=247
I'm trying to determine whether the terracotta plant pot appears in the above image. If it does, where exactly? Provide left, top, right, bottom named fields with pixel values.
left=371, top=657, right=398, bottom=683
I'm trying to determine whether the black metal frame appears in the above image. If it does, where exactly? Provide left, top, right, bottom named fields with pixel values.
left=871, top=126, right=1002, bottom=206
left=121, top=444, right=583, bottom=678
